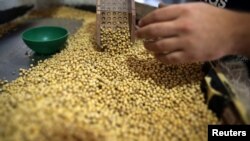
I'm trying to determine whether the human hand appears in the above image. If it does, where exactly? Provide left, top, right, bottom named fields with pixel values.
left=136, top=2, right=240, bottom=64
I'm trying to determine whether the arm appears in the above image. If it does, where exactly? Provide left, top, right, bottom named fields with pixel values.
left=136, top=2, right=250, bottom=64
left=232, top=12, right=250, bottom=58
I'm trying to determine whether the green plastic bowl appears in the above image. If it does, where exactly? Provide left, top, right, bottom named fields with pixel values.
left=22, top=26, right=69, bottom=55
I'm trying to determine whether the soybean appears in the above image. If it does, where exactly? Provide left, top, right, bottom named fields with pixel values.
left=0, top=6, right=219, bottom=141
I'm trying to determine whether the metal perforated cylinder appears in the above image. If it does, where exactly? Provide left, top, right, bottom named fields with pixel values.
left=96, top=0, right=135, bottom=48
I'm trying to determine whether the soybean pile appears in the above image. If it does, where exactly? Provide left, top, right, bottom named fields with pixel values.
left=0, top=7, right=218, bottom=141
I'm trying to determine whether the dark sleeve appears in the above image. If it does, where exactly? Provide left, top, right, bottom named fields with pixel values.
left=226, top=0, right=250, bottom=12
left=199, top=0, right=250, bottom=12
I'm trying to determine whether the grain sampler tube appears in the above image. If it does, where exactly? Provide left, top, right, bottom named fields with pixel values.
left=96, top=0, right=135, bottom=50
